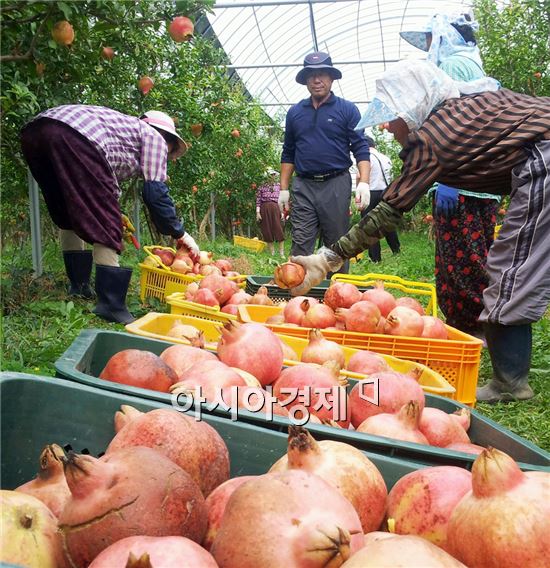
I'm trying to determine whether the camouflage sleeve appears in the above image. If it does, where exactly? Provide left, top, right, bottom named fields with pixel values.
left=330, top=201, right=403, bottom=259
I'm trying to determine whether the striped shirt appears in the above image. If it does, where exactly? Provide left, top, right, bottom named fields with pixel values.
left=36, top=105, right=168, bottom=185
left=256, top=182, right=280, bottom=208
left=383, top=89, right=550, bottom=212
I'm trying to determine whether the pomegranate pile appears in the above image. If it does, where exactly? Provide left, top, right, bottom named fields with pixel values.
left=99, top=321, right=484, bottom=454
left=3, top=421, right=548, bottom=567
left=264, top=280, right=450, bottom=339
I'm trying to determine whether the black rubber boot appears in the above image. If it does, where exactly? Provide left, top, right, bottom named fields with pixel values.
left=477, top=322, right=534, bottom=403
left=63, top=251, right=95, bottom=299
left=92, top=265, right=135, bottom=324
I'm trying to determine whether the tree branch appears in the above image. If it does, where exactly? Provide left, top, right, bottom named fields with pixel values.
left=0, top=4, right=52, bottom=63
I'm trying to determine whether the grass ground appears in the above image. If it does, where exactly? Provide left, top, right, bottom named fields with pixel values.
left=1, top=231, right=549, bottom=451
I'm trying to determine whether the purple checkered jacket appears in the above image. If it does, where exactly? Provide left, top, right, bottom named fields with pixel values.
left=256, top=182, right=280, bottom=209
left=36, top=105, right=168, bottom=187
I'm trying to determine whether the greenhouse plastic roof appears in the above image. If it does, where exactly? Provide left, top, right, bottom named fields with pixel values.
left=205, top=0, right=477, bottom=123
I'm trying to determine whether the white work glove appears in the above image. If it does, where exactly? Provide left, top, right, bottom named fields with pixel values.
left=256, top=207, right=262, bottom=222
left=176, top=232, right=200, bottom=262
left=289, top=247, right=344, bottom=296
left=278, top=189, right=290, bottom=215
left=355, top=182, right=371, bottom=211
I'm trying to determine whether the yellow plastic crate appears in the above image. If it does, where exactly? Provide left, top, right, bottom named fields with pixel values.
left=139, top=245, right=246, bottom=302
left=166, top=292, right=237, bottom=322
left=233, top=235, right=267, bottom=252
left=125, top=313, right=454, bottom=398
left=237, top=304, right=482, bottom=406
left=333, top=273, right=438, bottom=316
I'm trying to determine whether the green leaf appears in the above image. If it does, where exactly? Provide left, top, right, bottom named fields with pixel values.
left=57, top=1, right=73, bottom=20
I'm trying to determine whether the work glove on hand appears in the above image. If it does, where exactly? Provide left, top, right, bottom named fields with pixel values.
left=289, top=247, right=344, bottom=296
left=355, top=182, right=371, bottom=211
left=256, top=207, right=262, bottom=222
left=435, top=184, right=459, bottom=219
left=176, top=232, right=200, bottom=262
left=278, top=190, right=290, bottom=215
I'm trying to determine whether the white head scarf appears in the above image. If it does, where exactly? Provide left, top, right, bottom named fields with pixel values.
left=355, top=60, right=500, bottom=131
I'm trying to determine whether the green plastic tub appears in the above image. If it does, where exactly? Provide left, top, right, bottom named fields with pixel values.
left=54, top=330, right=550, bottom=471
left=0, top=373, right=422, bottom=491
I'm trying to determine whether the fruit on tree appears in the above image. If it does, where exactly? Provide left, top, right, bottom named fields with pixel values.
left=169, top=16, right=194, bottom=42
left=231, top=129, right=241, bottom=138
left=101, top=47, right=115, bottom=60
left=138, top=76, right=154, bottom=95
left=51, top=21, right=74, bottom=46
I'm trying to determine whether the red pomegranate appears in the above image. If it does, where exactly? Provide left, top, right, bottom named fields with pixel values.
left=274, top=262, right=306, bottom=289
left=210, top=469, right=364, bottom=567
left=302, top=303, right=337, bottom=328
left=324, top=282, right=362, bottom=310
left=419, top=407, right=471, bottom=447
left=346, top=350, right=389, bottom=375
left=160, top=343, right=218, bottom=379
left=384, top=306, right=425, bottom=337
left=284, top=296, right=318, bottom=324
left=300, top=328, right=346, bottom=367
left=336, top=300, right=381, bottom=333
left=58, top=448, right=207, bottom=567
left=168, top=16, right=194, bottom=42
left=421, top=316, right=449, bottom=339
left=105, top=407, right=229, bottom=496
left=361, top=282, right=397, bottom=317
left=270, top=426, right=387, bottom=533
left=395, top=296, right=425, bottom=315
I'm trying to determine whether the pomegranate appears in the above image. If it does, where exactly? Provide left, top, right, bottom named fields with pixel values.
left=165, top=320, right=204, bottom=343
left=421, top=316, right=449, bottom=339
left=15, top=444, right=70, bottom=517
left=170, top=359, right=247, bottom=402
left=214, top=259, right=232, bottom=274
left=99, top=349, right=178, bottom=392
left=386, top=466, right=472, bottom=551
left=151, top=247, right=174, bottom=266
left=272, top=362, right=350, bottom=427
left=203, top=476, right=257, bottom=550
left=58, top=448, right=207, bottom=567
left=227, top=290, right=251, bottom=305
left=171, top=256, right=193, bottom=274
left=446, top=442, right=486, bottom=455
left=200, top=264, right=222, bottom=276
left=302, top=302, right=336, bottom=328
left=274, top=262, right=306, bottom=289
left=193, top=288, right=220, bottom=306
left=168, top=15, right=194, bottom=42
left=51, top=20, right=74, bottom=45
left=396, top=296, right=425, bottom=315
left=270, top=426, right=388, bottom=533
left=447, top=448, right=550, bottom=568
left=249, top=285, right=274, bottom=305
left=106, top=407, right=229, bottom=496
left=301, top=328, right=346, bottom=367
left=342, top=533, right=466, bottom=567
left=198, top=250, right=213, bottom=265
left=419, top=407, right=471, bottom=447
left=184, top=281, right=200, bottom=301
left=199, top=274, right=238, bottom=305
left=357, top=401, right=429, bottom=445
left=336, top=300, right=381, bottom=333
left=113, top=404, right=143, bottom=433
left=0, top=490, right=65, bottom=568
left=349, top=372, right=426, bottom=427
left=100, top=46, right=115, bottom=60
left=450, top=408, right=471, bottom=431
left=346, top=350, right=388, bottom=375
left=220, top=304, right=239, bottom=315
left=374, top=315, right=386, bottom=334
left=324, top=282, right=362, bottom=309
left=138, top=76, right=154, bottom=95
left=160, top=343, right=217, bottom=379
left=284, top=296, right=318, bottom=324
left=89, top=535, right=216, bottom=567
left=384, top=306, right=425, bottom=337
left=361, top=282, right=397, bottom=317
left=217, top=321, right=283, bottom=385
left=210, top=470, right=364, bottom=567
left=266, top=314, right=285, bottom=324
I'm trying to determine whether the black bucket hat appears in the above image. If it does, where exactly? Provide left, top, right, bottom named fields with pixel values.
left=295, top=51, right=342, bottom=85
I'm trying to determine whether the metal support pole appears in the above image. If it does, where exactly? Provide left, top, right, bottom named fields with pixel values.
left=27, top=169, right=43, bottom=277
left=210, top=193, right=216, bottom=241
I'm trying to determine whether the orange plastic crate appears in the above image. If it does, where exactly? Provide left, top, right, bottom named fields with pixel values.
left=237, top=304, right=482, bottom=406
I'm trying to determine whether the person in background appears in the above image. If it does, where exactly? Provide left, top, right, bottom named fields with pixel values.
left=279, top=51, right=371, bottom=273
left=400, top=13, right=501, bottom=337
left=256, top=168, right=285, bottom=256
left=289, top=60, right=550, bottom=403
left=360, top=137, right=400, bottom=262
left=20, top=105, right=199, bottom=324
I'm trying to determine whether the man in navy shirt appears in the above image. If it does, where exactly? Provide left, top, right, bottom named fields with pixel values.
left=279, top=52, right=371, bottom=272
